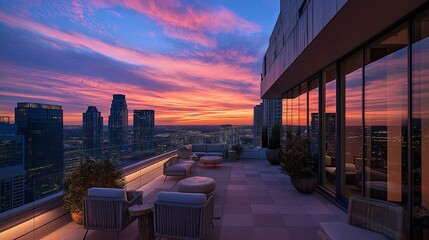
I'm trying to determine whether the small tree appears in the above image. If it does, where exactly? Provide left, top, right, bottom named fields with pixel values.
left=63, top=159, right=125, bottom=215
left=268, top=125, right=281, bottom=149
left=280, top=133, right=315, bottom=178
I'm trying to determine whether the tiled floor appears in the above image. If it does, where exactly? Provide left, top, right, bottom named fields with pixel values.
left=43, top=158, right=347, bottom=240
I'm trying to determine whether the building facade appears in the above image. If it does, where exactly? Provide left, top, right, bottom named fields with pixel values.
left=253, top=103, right=264, bottom=147
left=15, top=103, right=63, bottom=203
left=133, top=110, right=155, bottom=154
left=108, top=94, right=128, bottom=159
left=261, top=0, right=429, bottom=238
left=0, top=119, right=25, bottom=213
left=82, top=106, right=103, bottom=159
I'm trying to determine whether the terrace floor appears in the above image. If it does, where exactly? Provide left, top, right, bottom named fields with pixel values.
left=43, top=157, right=347, bottom=240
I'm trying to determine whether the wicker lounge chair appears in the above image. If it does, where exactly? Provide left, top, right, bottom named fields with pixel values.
left=154, top=191, right=214, bottom=240
left=83, top=187, right=143, bottom=240
left=319, top=196, right=404, bottom=240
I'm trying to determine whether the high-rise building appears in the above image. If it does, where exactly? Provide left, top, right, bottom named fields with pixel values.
left=262, top=99, right=282, bottom=140
left=15, top=103, right=63, bottom=203
left=108, top=94, right=128, bottom=158
left=133, top=110, right=155, bottom=154
left=261, top=1, right=429, bottom=238
left=253, top=103, right=263, bottom=147
left=0, top=117, right=25, bottom=213
left=83, top=106, right=103, bottom=158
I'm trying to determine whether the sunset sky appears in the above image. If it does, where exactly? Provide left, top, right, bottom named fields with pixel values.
left=0, top=0, right=279, bottom=125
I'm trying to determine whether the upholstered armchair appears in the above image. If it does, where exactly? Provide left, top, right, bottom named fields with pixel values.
left=83, top=187, right=143, bottom=240
left=153, top=191, right=214, bottom=240
left=319, top=196, right=404, bottom=240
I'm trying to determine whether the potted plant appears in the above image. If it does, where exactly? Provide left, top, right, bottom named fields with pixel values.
left=266, top=124, right=281, bottom=165
left=63, top=159, right=125, bottom=224
left=280, top=133, right=317, bottom=193
left=232, top=144, right=243, bottom=155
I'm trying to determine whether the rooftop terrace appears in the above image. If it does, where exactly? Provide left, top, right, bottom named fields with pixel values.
left=40, top=150, right=346, bottom=240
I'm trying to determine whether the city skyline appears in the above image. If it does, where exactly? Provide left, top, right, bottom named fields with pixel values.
left=0, top=1, right=279, bottom=125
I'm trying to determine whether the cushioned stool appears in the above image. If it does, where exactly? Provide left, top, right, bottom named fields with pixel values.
left=177, top=176, right=216, bottom=194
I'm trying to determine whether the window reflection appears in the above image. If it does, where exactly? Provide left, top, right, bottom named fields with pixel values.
left=412, top=8, right=429, bottom=239
left=342, top=51, right=363, bottom=198
left=364, top=23, right=408, bottom=203
left=323, top=65, right=336, bottom=193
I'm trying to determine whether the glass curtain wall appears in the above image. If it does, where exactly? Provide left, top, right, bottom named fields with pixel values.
left=364, top=23, right=408, bottom=203
left=341, top=51, right=363, bottom=198
left=322, top=64, right=337, bottom=193
left=412, top=8, right=429, bottom=239
left=299, top=82, right=308, bottom=134
left=309, top=78, right=320, bottom=174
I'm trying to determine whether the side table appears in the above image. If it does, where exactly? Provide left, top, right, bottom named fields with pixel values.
left=128, top=204, right=155, bottom=240
left=228, top=150, right=237, bottom=161
left=190, top=154, right=199, bottom=162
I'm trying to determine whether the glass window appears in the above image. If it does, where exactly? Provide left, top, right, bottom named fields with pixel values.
left=322, top=64, right=337, bottom=193
left=364, top=23, right=408, bottom=204
left=299, top=82, right=308, bottom=133
left=412, top=8, right=429, bottom=240
left=309, top=78, right=320, bottom=173
left=341, top=51, right=363, bottom=198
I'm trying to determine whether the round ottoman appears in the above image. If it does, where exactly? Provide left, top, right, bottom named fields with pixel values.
left=199, top=156, right=223, bottom=166
left=177, top=176, right=216, bottom=194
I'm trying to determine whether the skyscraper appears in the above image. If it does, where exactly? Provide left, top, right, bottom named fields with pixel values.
left=83, top=106, right=103, bottom=158
left=263, top=99, right=282, bottom=139
left=108, top=94, right=128, bottom=158
left=15, top=103, right=63, bottom=203
left=253, top=103, right=263, bottom=147
left=133, top=110, right=155, bottom=154
left=0, top=117, right=25, bottom=213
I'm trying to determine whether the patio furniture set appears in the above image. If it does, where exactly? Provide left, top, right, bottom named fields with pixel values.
left=82, top=144, right=223, bottom=240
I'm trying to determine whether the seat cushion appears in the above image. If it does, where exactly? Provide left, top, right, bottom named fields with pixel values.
left=205, top=152, right=223, bottom=157
left=88, top=187, right=127, bottom=200
left=206, top=144, right=223, bottom=152
left=166, top=162, right=193, bottom=172
left=192, top=144, right=206, bottom=152
left=193, top=151, right=207, bottom=156
left=157, top=191, right=207, bottom=205
left=319, top=222, right=388, bottom=240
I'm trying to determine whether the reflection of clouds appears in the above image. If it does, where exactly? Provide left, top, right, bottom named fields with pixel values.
left=413, top=38, right=429, bottom=116
left=365, top=48, right=407, bottom=126
left=326, top=80, right=336, bottom=113
left=345, top=68, right=362, bottom=126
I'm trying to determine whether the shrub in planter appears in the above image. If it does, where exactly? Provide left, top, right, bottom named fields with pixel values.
left=266, top=125, right=281, bottom=165
left=280, top=133, right=317, bottom=193
left=232, top=144, right=243, bottom=155
left=63, top=159, right=125, bottom=224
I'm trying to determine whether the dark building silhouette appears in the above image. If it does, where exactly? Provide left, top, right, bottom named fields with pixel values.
left=133, top=110, right=155, bottom=154
left=108, top=94, right=128, bottom=159
left=83, top=106, right=103, bottom=158
left=15, top=103, right=63, bottom=203
left=0, top=118, right=25, bottom=213
left=253, top=103, right=263, bottom=147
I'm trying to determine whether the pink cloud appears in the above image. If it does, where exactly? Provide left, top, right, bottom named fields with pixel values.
left=91, top=0, right=261, bottom=47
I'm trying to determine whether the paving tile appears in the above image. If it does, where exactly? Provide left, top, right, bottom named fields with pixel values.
left=251, top=204, right=279, bottom=214
left=287, top=226, right=320, bottom=240
left=253, top=213, right=286, bottom=227
left=282, top=214, right=319, bottom=227
left=276, top=204, right=307, bottom=214
left=223, top=203, right=252, bottom=214
left=222, top=213, right=254, bottom=226
left=311, top=213, right=346, bottom=224
left=255, top=227, right=293, bottom=240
